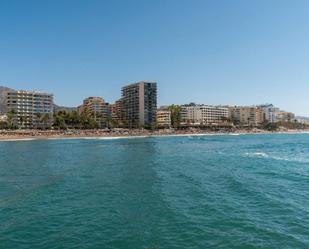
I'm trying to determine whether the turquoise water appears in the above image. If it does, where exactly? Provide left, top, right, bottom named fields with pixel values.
left=1, top=134, right=309, bottom=249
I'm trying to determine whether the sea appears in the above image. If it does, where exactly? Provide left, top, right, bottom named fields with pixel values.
left=0, top=133, right=309, bottom=249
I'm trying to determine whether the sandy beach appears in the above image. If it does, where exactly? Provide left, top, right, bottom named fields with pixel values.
left=0, top=128, right=308, bottom=141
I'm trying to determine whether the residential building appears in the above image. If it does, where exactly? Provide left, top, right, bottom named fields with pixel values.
left=276, top=111, right=295, bottom=122
left=229, top=106, right=263, bottom=126
left=6, top=90, right=53, bottom=128
left=110, top=98, right=124, bottom=125
left=156, top=108, right=171, bottom=128
left=121, top=81, right=157, bottom=128
left=259, top=104, right=280, bottom=123
left=78, top=97, right=110, bottom=128
left=180, top=105, right=229, bottom=126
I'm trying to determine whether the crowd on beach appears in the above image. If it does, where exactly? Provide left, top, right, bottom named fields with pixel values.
left=0, top=127, right=308, bottom=140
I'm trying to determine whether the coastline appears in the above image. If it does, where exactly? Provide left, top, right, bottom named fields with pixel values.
left=0, top=128, right=308, bottom=142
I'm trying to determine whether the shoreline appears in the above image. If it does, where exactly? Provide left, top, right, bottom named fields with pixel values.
left=0, top=129, right=308, bottom=142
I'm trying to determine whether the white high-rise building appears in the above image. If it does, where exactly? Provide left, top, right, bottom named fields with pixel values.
left=259, top=104, right=280, bottom=123
left=180, top=105, right=229, bottom=125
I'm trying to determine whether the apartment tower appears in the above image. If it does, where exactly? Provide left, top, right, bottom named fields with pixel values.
left=6, top=90, right=53, bottom=128
left=78, top=97, right=110, bottom=128
left=121, top=81, right=157, bottom=128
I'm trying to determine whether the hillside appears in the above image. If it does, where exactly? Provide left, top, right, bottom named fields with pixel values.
left=0, top=86, right=14, bottom=114
left=53, top=104, right=76, bottom=113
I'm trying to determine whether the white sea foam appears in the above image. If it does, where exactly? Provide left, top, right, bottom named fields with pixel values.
left=0, top=138, right=38, bottom=142
left=271, top=156, right=309, bottom=163
left=47, top=136, right=149, bottom=141
left=244, top=152, right=309, bottom=163
left=245, top=152, right=269, bottom=158
left=0, top=133, right=261, bottom=143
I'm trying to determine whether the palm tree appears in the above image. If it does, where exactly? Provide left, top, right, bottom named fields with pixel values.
left=7, top=109, right=17, bottom=129
left=35, top=113, right=42, bottom=129
left=19, top=116, right=27, bottom=129
left=42, top=113, right=51, bottom=129
left=168, top=105, right=182, bottom=128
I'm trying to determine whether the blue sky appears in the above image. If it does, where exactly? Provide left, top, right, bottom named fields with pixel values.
left=0, top=0, right=308, bottom=116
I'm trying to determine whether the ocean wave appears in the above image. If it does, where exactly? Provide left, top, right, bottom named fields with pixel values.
left=244, top=152, right=309, bottom=163
left=244, top=152, right=269, bottom=158
left=0, top=138, right=37, bottom=142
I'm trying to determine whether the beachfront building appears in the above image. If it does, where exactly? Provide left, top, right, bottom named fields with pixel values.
left=259, top=104, right=280, bottom=123
left=110, top=98, right=124, bottom=126
left=78, top=97, right=110, bottom=128
left=121, top=81, right=157, bottom=128
left=180, top=104, right=229, bottom=126
left=276, top=111, right=295, bottom=122
left=156, top=108, right=171, bottom=128
left=229, top=106, right=263, bottom=126
left=6, top=90, right=54, bottom=128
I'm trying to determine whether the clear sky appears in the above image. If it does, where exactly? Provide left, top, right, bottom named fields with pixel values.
left=0, top=0, right=308, bottom=116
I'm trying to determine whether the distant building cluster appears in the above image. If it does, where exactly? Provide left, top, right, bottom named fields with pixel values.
left=0, top=82, right=301, bottom=129
left=78, top=81, right=158, bottom=128
left=229, top=104, right=295, bottom=126
left=174, top=103, right=295, bottom=128
left=0, top=81, right=158, bottom=129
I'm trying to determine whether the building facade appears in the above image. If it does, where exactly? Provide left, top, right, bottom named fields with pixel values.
left=156, top=108, right=171, bottom=128
left=6, top=90, right=53, bottom=128
left=110, top=98, right=124, bottom=126
left=259, top=104, right=280, bottom=123
left=78, top=97, right=110, bottom=128
left=121, top=81, right=157, bottom=128
left=276, top=111, right=295, bottom=122
left=180, top=105, right=229, bottom=126
left=229, top=106, right=263, bottom=126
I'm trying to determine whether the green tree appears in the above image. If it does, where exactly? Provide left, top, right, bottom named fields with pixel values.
left=262, top=122, right=279, bottom=131
left=42, top=113, right=51, bottom=129
left=7, top=109, right=17, bottom=129
left=168, top=105, right=182, bottom=128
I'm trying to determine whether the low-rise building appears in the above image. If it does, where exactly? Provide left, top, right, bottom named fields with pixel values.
left=156, top=108, right=171, bottom=128
left=296, top=117, right=309, bottom=125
